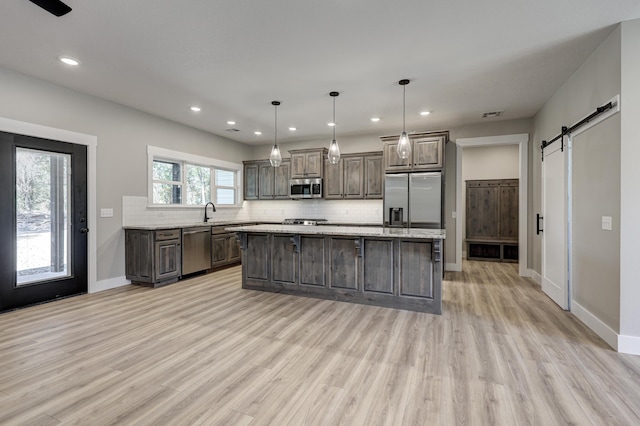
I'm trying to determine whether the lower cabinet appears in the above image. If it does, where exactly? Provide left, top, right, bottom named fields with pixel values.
left=211, top=226, right=242, bottom=268
left=239, top=233, right=442, bottom=313
left=125, top=229, right=181, bottom=287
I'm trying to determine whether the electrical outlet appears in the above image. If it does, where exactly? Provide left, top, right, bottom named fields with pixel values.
left=602, top=216, right=612, bottom=231
left=100, top=208, right=114, bottom=218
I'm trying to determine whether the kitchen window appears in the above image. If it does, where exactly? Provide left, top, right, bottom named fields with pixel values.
left=148, top=146, right=242, bottom=207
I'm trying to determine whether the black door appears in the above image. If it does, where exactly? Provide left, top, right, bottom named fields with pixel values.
left=0, top=131, right=88, bottom=311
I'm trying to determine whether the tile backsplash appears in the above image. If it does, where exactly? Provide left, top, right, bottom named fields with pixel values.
left=122, top=196, right=383, bottom=226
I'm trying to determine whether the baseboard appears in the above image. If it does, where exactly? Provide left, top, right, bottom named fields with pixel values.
left=571, top=301, right=618, bottom=350
left=445, top=263, right=462, bottom=272
left=528, top=269, right=542, bottom=286
left=91, top=275, right=131, bottom=293
left=618, top=334, right=640, bottom=355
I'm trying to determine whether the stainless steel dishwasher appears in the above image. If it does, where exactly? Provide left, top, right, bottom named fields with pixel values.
left=182, top=226, right=212, bottom=275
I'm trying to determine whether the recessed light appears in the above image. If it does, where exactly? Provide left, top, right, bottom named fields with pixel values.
left=420, top=111, right=431, bottom=116
left=370, top=117, right=381, bottom=122
left=289, top=127, right=297, bottom=131
left=227, top=121, right=236, bottom=125
left=190, top=106, right=201, bottom=112
left=254, top=131, right=262, bottom=135
left=328, top=122, right=336, bottom=127
left=58, top=56, right=79, bottom=66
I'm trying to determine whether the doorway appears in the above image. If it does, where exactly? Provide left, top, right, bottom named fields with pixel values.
left=454, top=134, right=529, bottom=275
left=0, top=131, right=88, bottom=311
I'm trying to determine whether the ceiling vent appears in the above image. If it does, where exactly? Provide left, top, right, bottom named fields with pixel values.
left=225, top=128, right=240, bottom=132
left=482, top=110, right=504, bottom=118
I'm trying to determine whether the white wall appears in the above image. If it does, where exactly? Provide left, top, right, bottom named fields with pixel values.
left=0, top=67, right=253, bottom=286
left=619, top=19, right=640, bottom=349
left=461, top=145, right=519, bottom=242
left=531, top=24, right=622, bottom=341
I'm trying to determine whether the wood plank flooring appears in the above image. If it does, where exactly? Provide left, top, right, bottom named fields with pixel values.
left=1, top=261, right=639, bottom=425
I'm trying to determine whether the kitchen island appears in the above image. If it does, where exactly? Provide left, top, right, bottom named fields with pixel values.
left=226, top=224, right=445, bottom=314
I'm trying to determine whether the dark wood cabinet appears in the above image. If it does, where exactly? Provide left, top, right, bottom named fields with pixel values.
left=289, top=148, right=327, bottom=178
left=238, top=230, right=443, bottom=314
left=382, top=132, right=446, bottom=173
left=211, top=226, right=242, bottom=268
left=323, top=152, right=381, bottom=200
left=244, top=162, right=259, bottom=200
left=272, top=234, right=298, bottom=284
left=125, top=229, right=181, bottom=287
left=364, top=154, right=383, bottom=199
left=329, top=237, right=359, bottom=290
left=243, top=159, right=290, bottom=200
left=466, top=179, right=519, bottom=262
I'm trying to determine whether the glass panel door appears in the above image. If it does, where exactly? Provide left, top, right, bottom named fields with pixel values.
left=16, top=148, right=71, bottom=285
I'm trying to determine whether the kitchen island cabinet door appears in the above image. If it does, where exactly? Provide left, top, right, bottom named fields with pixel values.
left=271, top=234, right=298, bottom=284
left=398, top=240, right=433, bottom=298
left=299, top=236, right=326, bottom=287
left=329, top=237, right=359, bottom=290
left=227, top=234, right=241, bottom=263
left=362, top=239, right=394, bottom=294
left=245, top=234, right=270, bottom=280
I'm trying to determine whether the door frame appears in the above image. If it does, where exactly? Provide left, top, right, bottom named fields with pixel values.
left=0, top=117, right=97, bottom=293
left=453, top=133, right=529, bottom=276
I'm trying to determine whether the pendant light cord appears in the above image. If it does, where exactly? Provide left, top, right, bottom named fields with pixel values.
left=332, top=96, right=336, bottom=140
left=402, top=84, right=406, bottom=133
left=274, top=103, right=278, bottom=147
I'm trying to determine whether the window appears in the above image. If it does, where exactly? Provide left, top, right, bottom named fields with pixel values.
left=148, top=146, right=242, bottom=207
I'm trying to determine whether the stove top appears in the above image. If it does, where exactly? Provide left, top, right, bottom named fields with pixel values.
left=282, top=218, right=328, bottom=226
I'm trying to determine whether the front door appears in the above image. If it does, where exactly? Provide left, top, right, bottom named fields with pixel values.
left=541, top=136, right=570, bottom=310
left=0, top=131, right=88, bottom=312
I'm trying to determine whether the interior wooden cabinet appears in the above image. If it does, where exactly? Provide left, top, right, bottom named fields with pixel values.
left=466, top=179, right=519, bottom=262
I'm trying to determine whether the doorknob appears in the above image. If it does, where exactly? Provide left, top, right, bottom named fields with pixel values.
left=80, top=228, right=89, bottom=234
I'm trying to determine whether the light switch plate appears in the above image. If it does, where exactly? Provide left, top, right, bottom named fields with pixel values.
left=452, top=211, right=457, bottom=219
left=101, top=208, right=114, bottom=218
left=602, top=216, right=612, bottom=231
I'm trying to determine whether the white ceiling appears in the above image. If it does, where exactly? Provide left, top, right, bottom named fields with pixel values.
left=1, top=1, right=639, bottom=145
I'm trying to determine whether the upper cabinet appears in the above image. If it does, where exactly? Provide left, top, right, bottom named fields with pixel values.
left=323, top=152, right=382, bottom=200
left=243, top=159, right=290, bottom=200
left=381, top=132, right=447, bottom=173
left=290, top=148, right=327, bottom=178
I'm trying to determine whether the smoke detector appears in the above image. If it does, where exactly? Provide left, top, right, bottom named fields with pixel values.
left=482, top=110, right=504, bottom=118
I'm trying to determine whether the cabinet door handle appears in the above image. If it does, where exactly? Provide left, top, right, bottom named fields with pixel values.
left=536, top=214, right=543, bottom=234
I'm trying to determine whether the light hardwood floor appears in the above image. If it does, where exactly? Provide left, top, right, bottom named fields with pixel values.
left=1, top=261, right=639, bottom=425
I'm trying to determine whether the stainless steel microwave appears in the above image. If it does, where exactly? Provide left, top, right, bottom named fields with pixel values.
left=290, top=178, right=322, bottom=199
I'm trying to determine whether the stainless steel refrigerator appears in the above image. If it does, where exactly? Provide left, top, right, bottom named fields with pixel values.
left=383, top=172, right=442, bottom=228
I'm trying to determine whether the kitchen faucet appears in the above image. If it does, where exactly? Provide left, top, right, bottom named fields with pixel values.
left=204, top=202, right=216, bottom=222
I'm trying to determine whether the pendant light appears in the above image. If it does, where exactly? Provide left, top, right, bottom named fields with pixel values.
left=397, top=79, right=412, bottom=160
left=328, top=91, right=341, bottom=164
left=269, top=101, right=282, bottom=167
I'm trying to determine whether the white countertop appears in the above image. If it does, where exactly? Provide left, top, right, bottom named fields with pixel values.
left=225, top=224, right=445, bottom=239
left=123, top=220, right=259, bottom=230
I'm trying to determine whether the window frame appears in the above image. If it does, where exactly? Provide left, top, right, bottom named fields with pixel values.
left=147, top=146, right=243, bottom=208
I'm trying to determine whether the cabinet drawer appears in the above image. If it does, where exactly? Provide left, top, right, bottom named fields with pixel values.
left=155, top=229, right=180, bottom=240
left=211, top=226, right=228, bottom=235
